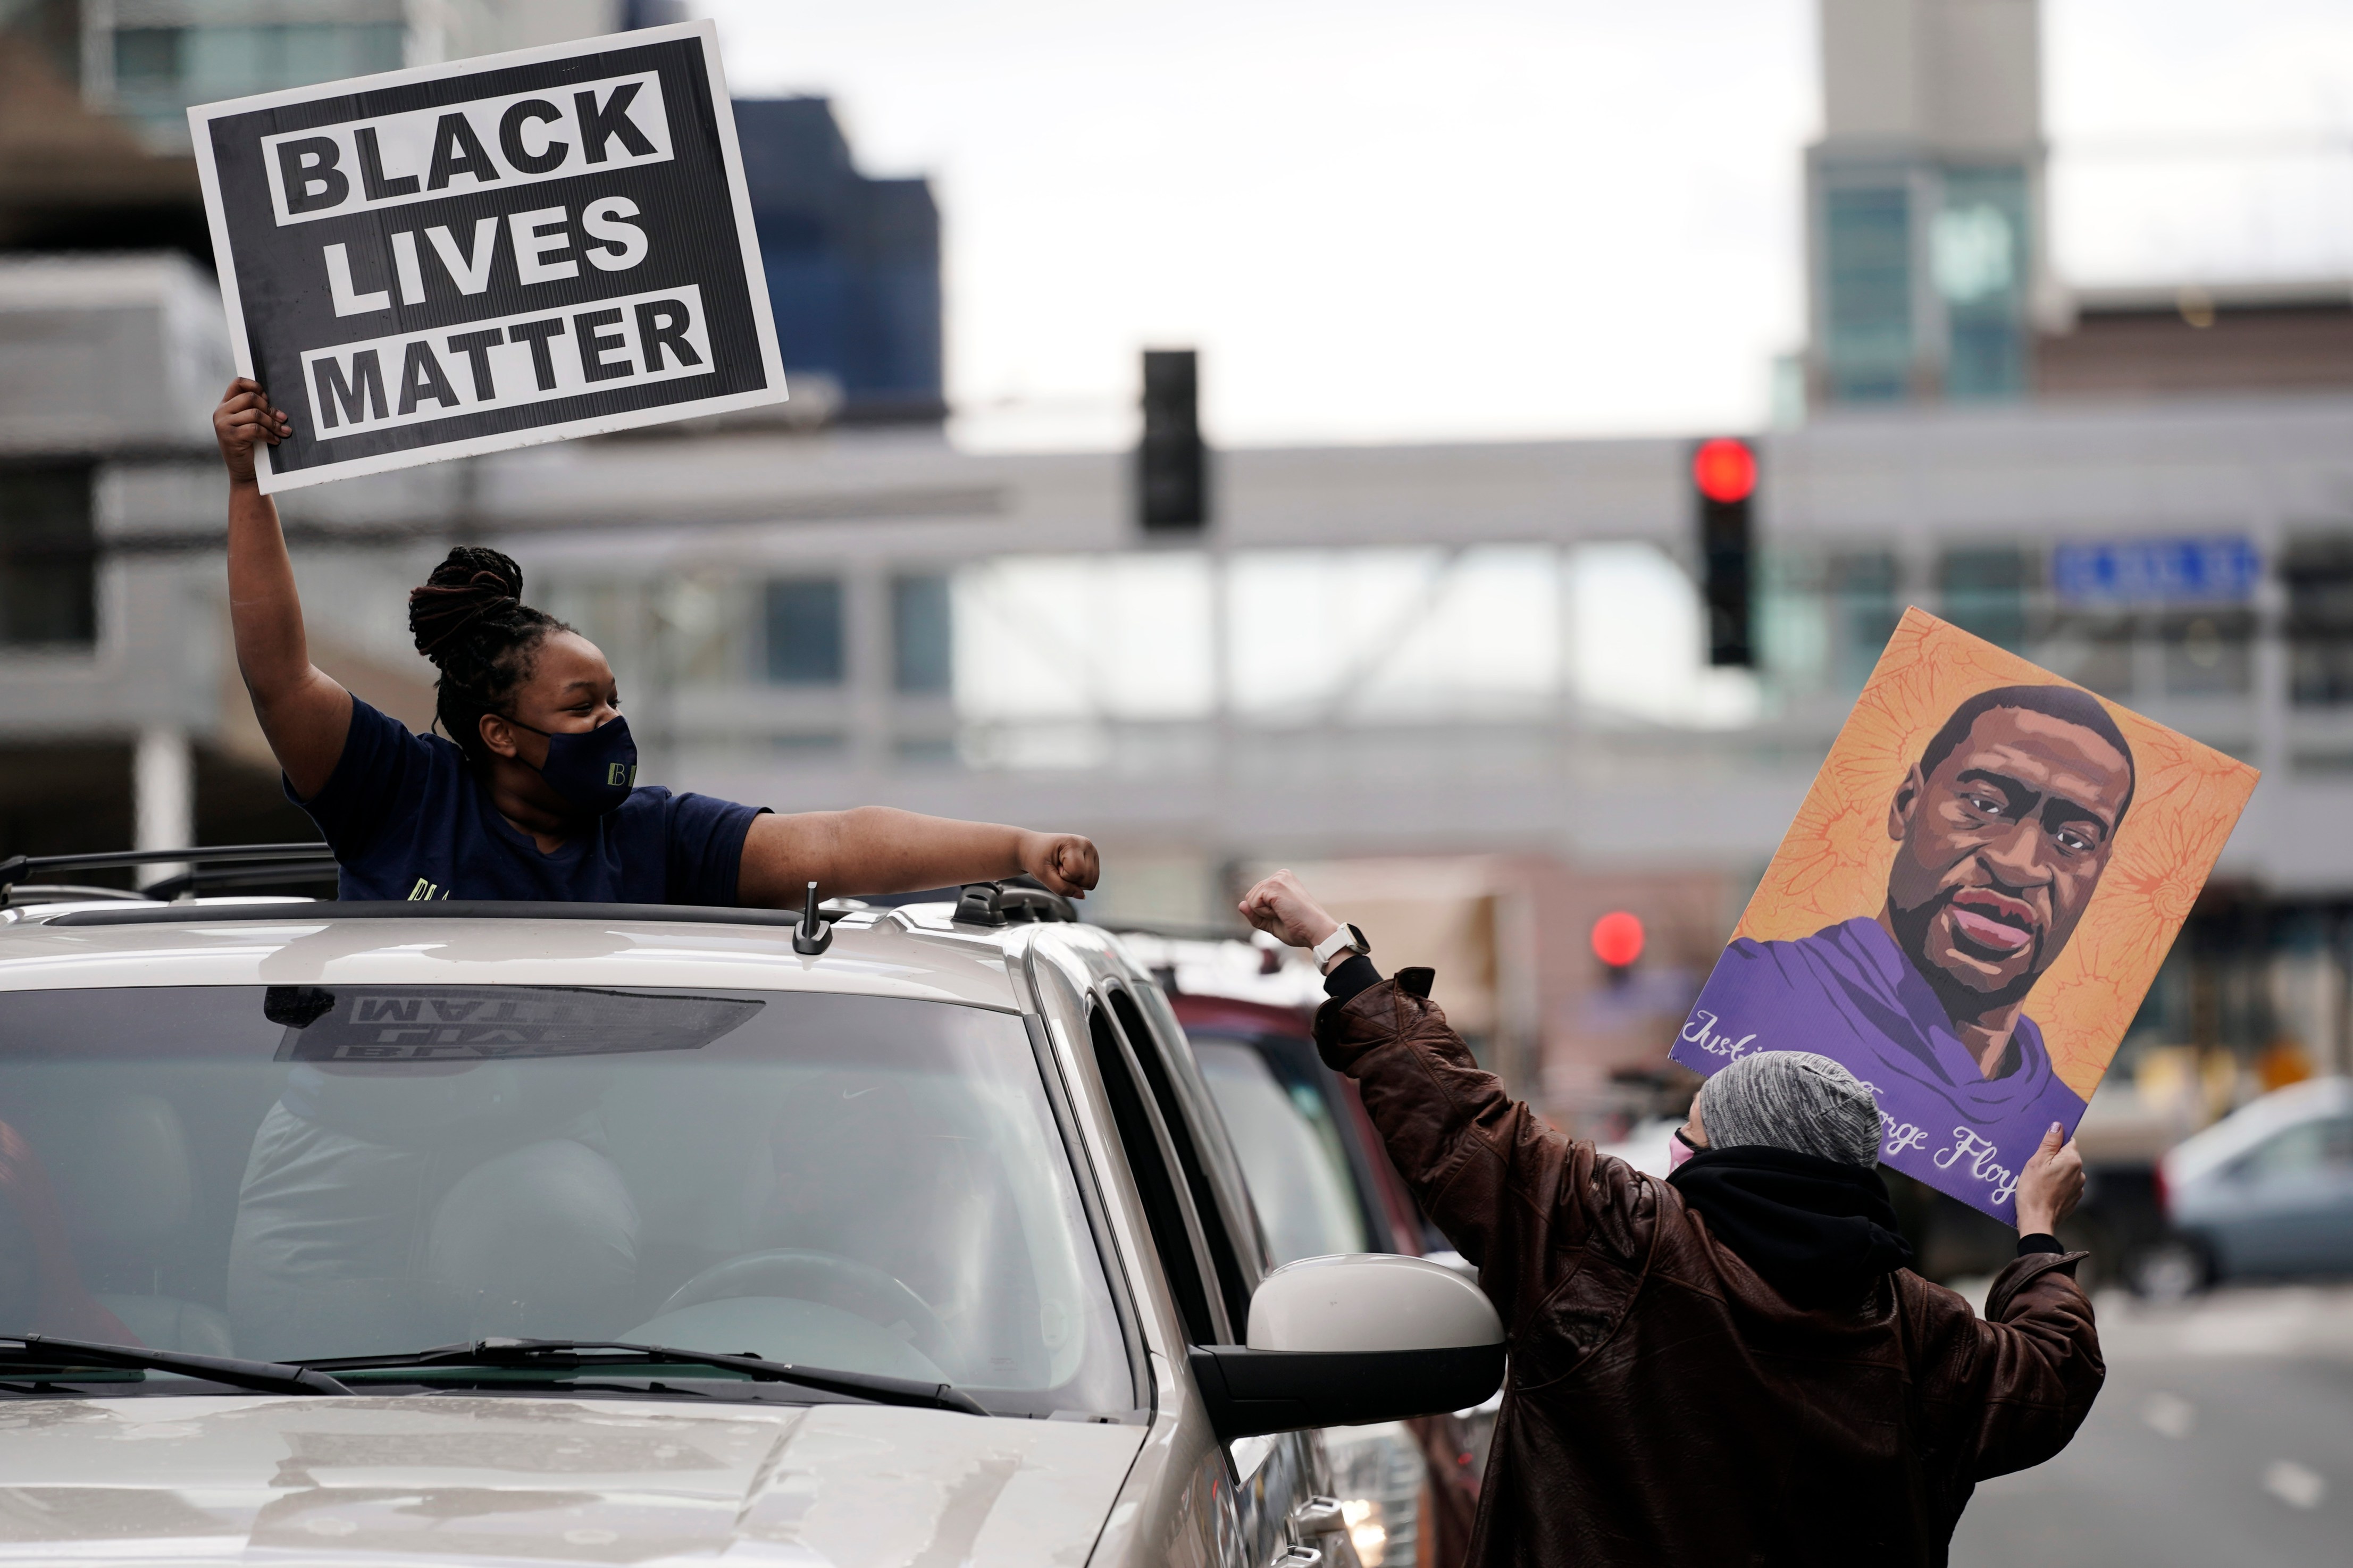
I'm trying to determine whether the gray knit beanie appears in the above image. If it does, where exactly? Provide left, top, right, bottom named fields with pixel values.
left=1698, top=1051, right=1883, bottom=1168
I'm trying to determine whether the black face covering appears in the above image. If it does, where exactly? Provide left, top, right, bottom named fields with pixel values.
left=1668, top=1145, right=1915, bottom=1310
left=501, top=713, right=638, bottom=817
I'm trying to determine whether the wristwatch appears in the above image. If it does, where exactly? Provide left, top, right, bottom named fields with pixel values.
left=1311, top=922, right=1371, bottom=969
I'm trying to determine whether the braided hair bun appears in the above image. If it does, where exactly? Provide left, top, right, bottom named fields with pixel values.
left=408, top=545, right=524, bottom=659
left=407, top=546, right=569, bottom=765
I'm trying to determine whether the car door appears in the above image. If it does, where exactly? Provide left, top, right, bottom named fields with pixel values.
left=1024, top=945, right=1244, bottom=1566
left=1098, top=982, right=1337, bottom=1568
left=1041, top=959, right=1246, bottom=1568
left=2214, top=1113, right=2353, bottom=1275
left=1189, top=1029, right=1456, bottom=1568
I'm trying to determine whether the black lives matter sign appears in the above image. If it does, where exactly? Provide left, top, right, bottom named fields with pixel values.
left=190, top=20, right=784, bottom=492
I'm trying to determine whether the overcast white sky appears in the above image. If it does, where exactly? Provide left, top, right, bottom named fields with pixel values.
left=699, top=0, right=2353, bottom=451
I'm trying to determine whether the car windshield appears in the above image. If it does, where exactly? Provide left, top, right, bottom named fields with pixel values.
left=1192, top=1037, right=1367, bottom=1263
left=0, top=984, right=1131, bottom=1414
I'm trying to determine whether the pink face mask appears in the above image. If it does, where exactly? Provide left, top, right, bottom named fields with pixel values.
left=1669, top=1128, right=1701, bottom=1171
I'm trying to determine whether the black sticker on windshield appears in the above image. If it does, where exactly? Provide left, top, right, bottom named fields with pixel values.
left=272, top=985, right=762, bottom=1061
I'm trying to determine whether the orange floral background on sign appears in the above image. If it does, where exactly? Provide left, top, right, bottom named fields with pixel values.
left=1731, top=608, right=2260, bottom=1101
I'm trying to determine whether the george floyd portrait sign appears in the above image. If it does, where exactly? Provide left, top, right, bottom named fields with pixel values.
left=1672, top=608, right=2259, bottom=1222
left=188, top=20, right=785, bottom=493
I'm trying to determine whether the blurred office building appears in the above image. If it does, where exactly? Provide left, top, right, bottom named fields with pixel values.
left=733, top=98, right=944, bottom=425
left=1804, top=0, right=2353, bottom=408
left=2, top=0, right=2350, bottom=1145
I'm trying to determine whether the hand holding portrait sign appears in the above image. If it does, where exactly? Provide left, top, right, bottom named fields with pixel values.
left=1673, top=609, right=2259, bottom=1223
left=189, top=20, right=785, bottom=492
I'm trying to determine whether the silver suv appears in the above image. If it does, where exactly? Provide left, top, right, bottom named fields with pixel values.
left=0, top=862, right=1500, bottom=1566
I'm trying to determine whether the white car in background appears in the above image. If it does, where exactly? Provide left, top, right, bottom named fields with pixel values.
left=0, top=853, right=1503, bottom=1566
left=2153, top=1075, right=2353, bottom=1290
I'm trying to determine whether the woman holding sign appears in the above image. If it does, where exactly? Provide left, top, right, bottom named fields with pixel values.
left=1239, top=868, right=2101, bottom=1567
left=214, top=379, right=1099, bottom=905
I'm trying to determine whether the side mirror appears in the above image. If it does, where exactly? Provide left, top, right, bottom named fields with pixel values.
left=1187, top=1254, right=1504, bottom=1439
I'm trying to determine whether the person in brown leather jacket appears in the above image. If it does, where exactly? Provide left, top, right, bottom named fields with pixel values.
left=1241, top=869, right=2103, bottom=1568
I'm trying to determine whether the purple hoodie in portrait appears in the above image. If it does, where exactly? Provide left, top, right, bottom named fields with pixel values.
left=1671, top=917, right=2088, bottom=1222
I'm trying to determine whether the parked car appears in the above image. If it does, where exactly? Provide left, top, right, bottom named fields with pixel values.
left=2149, top=1075, right=2353, bottom=1292
left=0, top=852, right=1504, bottom=1565
left=1118, top=928, right=1489, bottom=1568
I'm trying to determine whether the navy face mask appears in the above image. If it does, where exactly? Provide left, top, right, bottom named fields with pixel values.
left=505, top=712, right=638, bottom=816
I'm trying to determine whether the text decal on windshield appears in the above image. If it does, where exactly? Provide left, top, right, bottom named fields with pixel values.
left=267, top=985, right=763, bottom=1061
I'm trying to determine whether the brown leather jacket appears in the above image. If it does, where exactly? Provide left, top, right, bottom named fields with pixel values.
left=1316, top=972, right=2105, bottom=1568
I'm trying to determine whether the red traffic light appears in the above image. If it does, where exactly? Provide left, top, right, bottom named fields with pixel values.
left=1693, top=438, right=1756, bottom=504
left=1590, top=910, right=1645, bottom=969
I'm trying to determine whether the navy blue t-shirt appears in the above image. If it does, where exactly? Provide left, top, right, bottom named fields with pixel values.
left=290, top=698, right=765, bottom=903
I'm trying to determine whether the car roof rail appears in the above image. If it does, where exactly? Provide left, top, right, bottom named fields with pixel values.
left=951, top=876, right=1077, bottom=927
left=40, top=900, right=817, bottom=929
left=0, top=843, right=337, bottom=907
left=1097, top=919, right=1264, bottom=944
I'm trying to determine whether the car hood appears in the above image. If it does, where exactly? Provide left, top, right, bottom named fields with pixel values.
left=0, top=1395, right=1145, bottom=1565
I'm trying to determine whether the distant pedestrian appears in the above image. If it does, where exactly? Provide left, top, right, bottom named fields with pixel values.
left=1241, top=868, right=2103, bottom=1568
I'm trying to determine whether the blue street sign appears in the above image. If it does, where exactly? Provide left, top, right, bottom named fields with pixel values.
left=2051, top=536, right=2260, bottom=608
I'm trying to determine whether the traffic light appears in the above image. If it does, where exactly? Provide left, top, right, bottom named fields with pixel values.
left=1592, top=909, right=1645, bottom=992
left=1692, top=437, right=1756, bottom=667
left=1138, top=349, right=1205, bottom=532
left=1590, top=910, right=1645, bottom=969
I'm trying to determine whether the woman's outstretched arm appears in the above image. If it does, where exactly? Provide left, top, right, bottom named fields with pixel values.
left=215, top=379, right=351, bottom=800
left=738, top=808, right=1099, bottom=906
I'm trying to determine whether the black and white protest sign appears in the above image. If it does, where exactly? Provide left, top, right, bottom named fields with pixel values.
left=190, top=20, right=784, bottom=492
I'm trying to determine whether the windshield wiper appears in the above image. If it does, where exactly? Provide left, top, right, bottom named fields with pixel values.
left=1, top=1336, right=350, bottom=1396
left=303, top=1339, right=986, bottom=1415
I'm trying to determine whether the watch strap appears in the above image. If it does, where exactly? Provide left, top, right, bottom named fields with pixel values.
left=1311, top=922, right=1368, bottom=967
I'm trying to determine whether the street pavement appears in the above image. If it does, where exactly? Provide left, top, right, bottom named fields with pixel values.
left=1952, top=1282, right=2353, bottom=1567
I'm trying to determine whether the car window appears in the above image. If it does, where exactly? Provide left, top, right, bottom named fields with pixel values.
left=1085, top=1003, right=1225, bottom=1344
left=1105, top=986, right=1259, bottom=1334
left=1131, top=978, right=1278, bottom=1268
left=0, top=984, right=1131, bottom=1414
left=1193, top=1040, right=1368, bottom=1264
left=2233, top=1116, right=2353, bottom=1181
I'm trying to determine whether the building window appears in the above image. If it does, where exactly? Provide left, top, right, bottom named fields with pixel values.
left=1758, top=548, right=1902, bottom=697
left=764, top=578, right=843, bottom=685
left=110, top=22, right=406, bottom=144
left=1937, top=166, right=2029, bottom=401
left=113, top=28, right=182, bottom=85
left=1947, top=316, right=2024, bottom=400
left=2286, top=540, right=2353, bottom=706
left=2036, top=609, right=2137, bottom=700
left=0, top=466, right=96, bottom=647
left=1829, top=551, right=1901, bottom=690
left=1940, top=547, right=2034, bottom=652
left=2160, top=609, right=2253, bottom=697
left=893, top=573, right=952, bottom=694
left=1824, top=185, right=1913, bottom=402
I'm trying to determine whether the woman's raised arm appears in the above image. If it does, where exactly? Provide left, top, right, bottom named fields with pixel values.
left=215, top=379, right=351, bottom=800
left=738, top=808, right=1098, bottom=907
